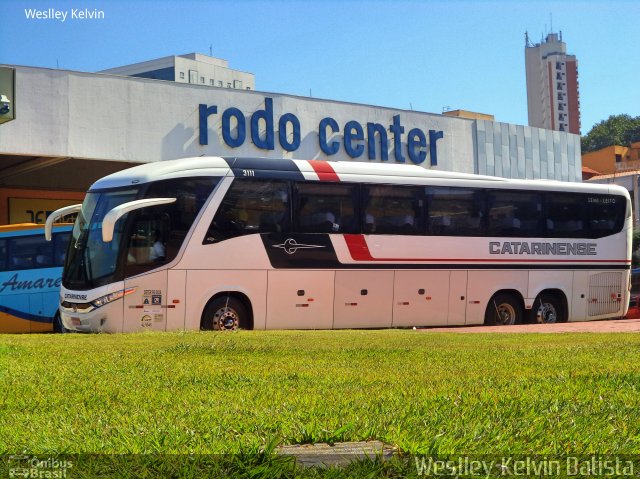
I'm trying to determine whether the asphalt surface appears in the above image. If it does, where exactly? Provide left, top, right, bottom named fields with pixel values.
left=421, top=318, right=640, bottom=333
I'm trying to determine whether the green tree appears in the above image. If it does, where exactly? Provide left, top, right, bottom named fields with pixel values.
left=581, top=114, right=640, bottom=152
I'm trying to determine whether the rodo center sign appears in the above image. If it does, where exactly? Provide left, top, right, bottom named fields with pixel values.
left=199, top=97, right=444, bottom=165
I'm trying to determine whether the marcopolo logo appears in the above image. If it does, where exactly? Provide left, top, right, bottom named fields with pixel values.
left=198, top=97, right=444, bottom=165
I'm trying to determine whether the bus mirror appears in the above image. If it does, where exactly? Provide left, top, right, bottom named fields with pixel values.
left=102, top=198, right=176, bottom=242
left=44, top=204, right=82, bottom=241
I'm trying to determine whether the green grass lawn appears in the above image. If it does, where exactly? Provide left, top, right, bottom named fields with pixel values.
left=1, top=330, right=640, bottom=477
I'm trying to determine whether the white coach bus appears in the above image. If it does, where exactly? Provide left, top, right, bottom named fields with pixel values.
left=45, top=157, right=631, bottom=332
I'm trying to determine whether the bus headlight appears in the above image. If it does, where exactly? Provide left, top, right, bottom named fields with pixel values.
left=91, top=288, right=136, bottom=308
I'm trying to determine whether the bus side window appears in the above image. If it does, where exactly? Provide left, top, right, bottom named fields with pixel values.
left=546, top=194, right=587, bottom=238
left=363, top=185, right=423, bottom=235
left=8, top=235, right=54, bottom=270
left=295, top=182, right=358, bottom=234
left=0, top=239, right=6, bottom=271
left=487, top=190, right=543, bottom=237
left=205, top=179, right=290, bottom=243
left=53, top=232, right=71, bottom=266
left=587, top=195, right=625, bottom=239
left=427, top=187, right=485, bottom=236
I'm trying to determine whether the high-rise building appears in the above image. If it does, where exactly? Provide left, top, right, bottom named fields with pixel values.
left=525, top=31, right=580, bottom=134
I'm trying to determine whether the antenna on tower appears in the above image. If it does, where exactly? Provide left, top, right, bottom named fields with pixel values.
left=209, top=44, right=213, bottom=56
left=550, top=13, right=553, bottom=33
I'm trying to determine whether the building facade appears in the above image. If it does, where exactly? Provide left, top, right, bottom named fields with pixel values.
left=0, top=64, right=582, bottom=225
left=525, top=32, right=580, bottom=134
left=583, top=143, right=640, bottom=175
left=100, top=53, right=255, bottom=91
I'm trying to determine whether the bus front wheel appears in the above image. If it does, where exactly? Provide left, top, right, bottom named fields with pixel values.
left=53, top=313, right=68, bottom=333
left=485, top=294, right=522, bottom=326
left=201, top=297, right=248, bottom=331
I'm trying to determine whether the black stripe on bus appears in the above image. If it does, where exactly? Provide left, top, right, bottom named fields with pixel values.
left=260, top=234, right=630, bottom=271
left=223, top=157, right=306, bottom=181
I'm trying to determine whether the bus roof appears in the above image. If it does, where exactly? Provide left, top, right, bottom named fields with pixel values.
left=89, top=156, right=629, bottom=198
left=0, top=223, right=72, bottom=236
left=0, top=223, right=45, bottom=233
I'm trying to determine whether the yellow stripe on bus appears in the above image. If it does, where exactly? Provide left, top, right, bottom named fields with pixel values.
left=0, top=312, right=53, bottom=333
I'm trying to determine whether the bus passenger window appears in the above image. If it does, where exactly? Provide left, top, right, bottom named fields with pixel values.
left=487, top=191, right=542, bottom=237
left=363, top=185, right=423, bottom=235
left=546, top=194, right=587, bottom=238
left=205, top=179, right=290, bottom=243
left=8, top=236, right=54, bottom=270
left=427, top=187, right=485, bottom=236
left=54, top=232, right=71, bottom=266
left=0, top=239, right=6, bottom=271
left=587, top=195, right=625, bottom=239
left=296, top=182, right=358, bottom=234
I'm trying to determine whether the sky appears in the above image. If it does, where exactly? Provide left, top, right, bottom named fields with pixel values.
left=0, top=0, right=638, bottom=134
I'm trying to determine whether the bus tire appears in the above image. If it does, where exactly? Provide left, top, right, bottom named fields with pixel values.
left=530, top=294, right=563, bottom=324
left=201, top=296, right=248, bottom=331
left=485, top=293, right=522, bottom=326
left=53, top=313, right=68, bottom=334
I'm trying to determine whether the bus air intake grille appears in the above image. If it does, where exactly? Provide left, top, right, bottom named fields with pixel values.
left=587, top=272, right=623, bottom=317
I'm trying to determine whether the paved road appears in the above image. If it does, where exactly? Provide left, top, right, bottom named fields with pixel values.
left=421, top=318, right=640, bottom=333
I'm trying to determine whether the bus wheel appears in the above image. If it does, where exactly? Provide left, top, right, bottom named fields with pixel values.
left=485, top=294, right=522, bottom=326
left=201, top=297, right=247, bottom=331
left=531, top=294, right=562, bottom=324
left=53, top=313, right=67, bottom=333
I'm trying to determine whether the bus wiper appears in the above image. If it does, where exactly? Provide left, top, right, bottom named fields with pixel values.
left=84, top=244, right=94, bottom=287
left=74, top=229, right=88, bottom=249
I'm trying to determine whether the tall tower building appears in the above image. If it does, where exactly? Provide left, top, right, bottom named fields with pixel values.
left=525, top=31, right=580, bottom=134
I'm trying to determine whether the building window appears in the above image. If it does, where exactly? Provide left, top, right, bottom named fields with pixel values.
left=227, top=82, right=232, bottom=88
left=218, top=80, right=223, bottom=87
left=558, top=103, right=564, bottom=111
left=234, top=80, right=243, bottom=89
left=189, top=70, right=198, bottom=84
left=210, top=79, right=214, bottom=86
left=246, top=87, right=251, bottom=90
left=557, top=82, right=563, bottom=90
left=556, top=72, right=562, bottom=80
left=556, top=62, right=561, bottom=70
left=179, top=72, right=185, bottom=80
left=200, top=77, right=205, bottom=84
left=616, top=154, right=622, bottom=163
left=557, top=93, right=563, bottom=100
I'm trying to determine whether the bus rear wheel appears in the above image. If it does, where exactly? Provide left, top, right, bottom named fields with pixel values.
left=201, top=297, right=248, bottom=331
left=485, top=294, right=522, bottom=326
left=531, top=294, right=563, bottom=324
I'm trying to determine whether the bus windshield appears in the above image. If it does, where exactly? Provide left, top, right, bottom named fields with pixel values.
left=63, top=177, right=219, bottom=290
left=64, top=188, right=139, bottom=289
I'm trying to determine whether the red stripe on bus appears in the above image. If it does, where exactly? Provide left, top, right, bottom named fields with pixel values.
left=344, top=234, right=375, bottom=260
left=308, top=160, right=339, bottom=181
left=342, top=234, right=630, bottom=264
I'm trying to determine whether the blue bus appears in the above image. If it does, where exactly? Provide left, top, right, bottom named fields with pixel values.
left=0, top=223, right=72, bottom=333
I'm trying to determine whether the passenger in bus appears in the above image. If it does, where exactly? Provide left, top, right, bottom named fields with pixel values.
left=150, top=230, right=166, bottom=262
